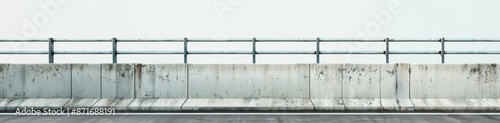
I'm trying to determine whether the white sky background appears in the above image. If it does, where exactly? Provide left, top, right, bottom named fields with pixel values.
left=0, top=0, right=500, bottom=63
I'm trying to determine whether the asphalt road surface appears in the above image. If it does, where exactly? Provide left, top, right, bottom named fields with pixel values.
left=1, top=114, right=500, bottom=123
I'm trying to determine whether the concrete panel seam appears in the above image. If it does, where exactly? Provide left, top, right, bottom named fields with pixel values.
left=181, top=64, right=189, bottom=110
left=70, top=64, right=73, bottom=99
left=341, top=64, right=346, bottom=111
left=100, top=64, right=102, bottom=98
left=408, top=63, right=415, bottom=109
left=308, top=64, right=315, bottom=109
left=90, top=99, right=102, bottom=108
left=379, top=63, right=382, bottom=110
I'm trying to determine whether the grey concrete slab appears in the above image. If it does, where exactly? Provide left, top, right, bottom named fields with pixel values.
left=186, top=64, right=310, bottom=111
left=65, top=64, right=102, bottom=109
left=410, top=64, right=481, bottom=99
left=310, top=64, right=344, bottom=110
left=380, top=63, right=414, bottom=111
left=0, top=64, right=25, bottom=99
left=182, top=98, right=314, bottom=111
left=410, top=64, right=486, bottom=110
left=101, top=64, right=135, bottom=99
left=24, top=64, right=71, bottom=98
left=136, top=64, right=187, bottom=98
left=188, top=64, right=309, bottom=99
left=479, top=63, right=500, bottom=110
left=128, top=64, right=187, bottom=111
left=342, top=64, right=381, bottom=110
left=71, top=64, right=101, bottom=98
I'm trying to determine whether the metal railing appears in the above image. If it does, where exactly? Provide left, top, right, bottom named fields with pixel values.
left=1, top=37, right=500, bottom=63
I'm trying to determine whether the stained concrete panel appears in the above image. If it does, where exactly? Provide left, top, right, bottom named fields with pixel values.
left=479, top=64, right=500, bottom=110
left=380, top=63, right=414, bottom=111
left=184, top=64, right=311, bottom=110
left=65, top=64, right=102, bottom=109
left=410, top=64, right=486, bottom=110
left=0, top=64, right=25, bottom=99
left=93, top=64, right=136, bottom=110
left=342, top=64, right=381, bottom=110
left=188, top=64, right=309, bottom=99
left=16, top=64, right=71, bottom=110
left=24, top=64, right=71, bottom=98
left=100, top=64, right=135, bottom=98
left=71, top=64, right=101, bottom=98
left=309, top=64, right=344, bottom=110
left=135, top=64, right=187, bottom=98
left=128, top=64, right=187, bottom=111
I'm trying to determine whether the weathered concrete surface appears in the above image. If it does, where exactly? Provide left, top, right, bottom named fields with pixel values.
left=128, top=64, right=187, bottom=111
left=342, top=64, right=381, bottom=110
left=0, top=64, right=25, bottom=99
left=1, top=63, right=500, bottom=111
left=0, top=64, right=25, bottom=111
left=310, top=64, right=344, bottom=110
left=16, top=98, right=69, bottom=110
left=183, top=64, right=312, bottom=111
left=478, top=64, right=500, bottom=110
left=92, top=64, right=135, bottom=110
left=65, top=64, right=102, bottom=109
left=0, top=99, right=23, bottom=111
left=380, top=63, right=414, bottom=111
left=410, top=64, right=492, bottom=111
left=92, top=99, right=134, bottom=111
left=11, top=64, right=71, bottom=110
left=24, top=64, right=71, bottom=98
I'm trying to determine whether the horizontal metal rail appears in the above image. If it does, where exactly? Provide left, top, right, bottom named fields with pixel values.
left=1, top=38, right=500, bottom=63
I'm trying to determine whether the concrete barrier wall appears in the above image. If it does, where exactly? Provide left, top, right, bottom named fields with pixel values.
left=310, top=64, right=343, bottom=110
left=187, top=64, right=309, bottom=98
left=0, top=64, right=25, bottom=99
left=1, top=63, right=500, bottom=111
left=24, top=64, right=72, bottom=98
left=410, top=64, right=499, bottom=110
left=183, top=64, right=312, bottom=110
left=0, top=64, right=72, bottom=110
left=128, top=64, right=187, bottom=111
left=65, top=64, right=102, bottom=109
left=380, top=64, right=413, bottom=111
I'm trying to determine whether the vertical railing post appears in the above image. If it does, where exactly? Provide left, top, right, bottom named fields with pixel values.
left=316, top=37, right=320, bottom=63
left=252, top=37, right=256, bottom=63
left=184, top=37, right=188, bottom=63
left=48, top=37, right=54, bottom=63
left=385, top=37, right=389, bottom=63
left=440, top=37, right=445, bottom=63
left=112, top=37, right=117, bottom=63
